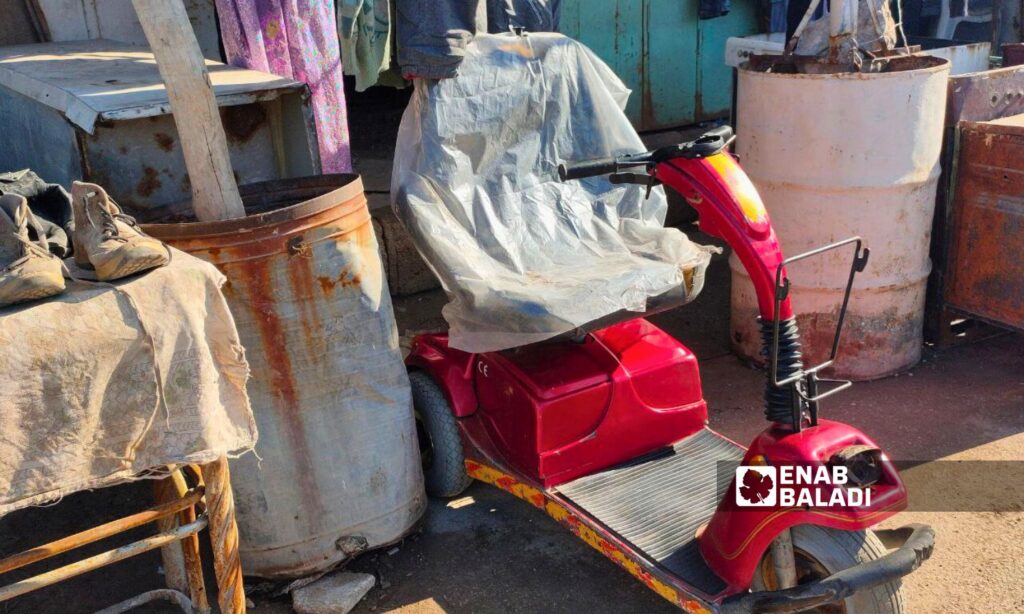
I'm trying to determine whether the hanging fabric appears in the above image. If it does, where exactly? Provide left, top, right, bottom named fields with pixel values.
left=215, top=0, right=353, bottom=173
left=394, top=0, right=486, bottom=80
left=395, top=0, right=562, bottom=80
left=338, top=0, right=392, bottom=91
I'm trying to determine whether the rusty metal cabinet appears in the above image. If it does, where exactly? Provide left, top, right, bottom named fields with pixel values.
left=944, top=115, right=1024, bottom=332
left=925, top=63, right=1024, bottom=342
left=0, top=39, right=319, bottom=214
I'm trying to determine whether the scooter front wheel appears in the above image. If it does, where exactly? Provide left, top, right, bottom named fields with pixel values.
left=752, top=525, right=905, bottom=614
left=409, top=371, right=473, bottom=498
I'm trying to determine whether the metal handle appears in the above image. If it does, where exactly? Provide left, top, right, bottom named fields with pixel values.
left=766, top=237, right=870, bottom=429
left=769, top=236, right=870, bottom=389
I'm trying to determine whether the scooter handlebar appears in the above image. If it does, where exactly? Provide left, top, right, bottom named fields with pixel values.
left=557, top=157, right=620, bottom=181
left=699, top=124, right=733, bottom=142
left=558, top=126, right=735, bottom=183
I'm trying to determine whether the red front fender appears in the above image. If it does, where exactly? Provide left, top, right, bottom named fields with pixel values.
left=699, top=420, right=908, bottom=592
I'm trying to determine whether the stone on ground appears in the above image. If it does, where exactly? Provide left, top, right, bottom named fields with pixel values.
left=292, top=572, right=375, bottom=614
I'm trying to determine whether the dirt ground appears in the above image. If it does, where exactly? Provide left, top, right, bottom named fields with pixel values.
left=2, top=227, right=1021, bottom=613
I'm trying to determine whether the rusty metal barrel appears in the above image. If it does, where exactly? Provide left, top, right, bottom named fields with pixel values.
left=145, top=175, right=425, bottom=578
left=732, top=56, right=950, bottom=380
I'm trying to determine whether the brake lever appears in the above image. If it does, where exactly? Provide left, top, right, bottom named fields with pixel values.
left=609, top=172, right=661, bottom=199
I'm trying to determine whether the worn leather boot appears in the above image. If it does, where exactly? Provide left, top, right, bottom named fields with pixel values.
left=0, top=194, right=65, bottom=307
left=70, top=182, right=170, bottom=281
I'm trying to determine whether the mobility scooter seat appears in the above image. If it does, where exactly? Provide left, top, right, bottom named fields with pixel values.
left=392, top=32, right=713, bottom=353
left=442, top=262, right=701, bottom=342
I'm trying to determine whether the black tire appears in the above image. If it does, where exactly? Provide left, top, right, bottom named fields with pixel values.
left=409, top=371, right=472, bottom=498
left=752, top=526, right=904, bottom=614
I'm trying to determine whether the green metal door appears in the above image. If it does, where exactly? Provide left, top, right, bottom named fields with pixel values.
left=559, top=0, right=757, bottom=131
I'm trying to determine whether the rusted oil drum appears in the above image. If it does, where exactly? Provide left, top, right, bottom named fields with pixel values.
left=731, top=56, right=949, bottom=380
left=145, top=175, right=425, bottom=578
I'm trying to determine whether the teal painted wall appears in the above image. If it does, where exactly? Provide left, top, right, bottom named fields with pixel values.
left=559, top=0, right=758, bottom=131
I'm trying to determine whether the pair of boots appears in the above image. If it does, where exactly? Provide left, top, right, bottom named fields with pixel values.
left=0, top=182, right=169, bottom=307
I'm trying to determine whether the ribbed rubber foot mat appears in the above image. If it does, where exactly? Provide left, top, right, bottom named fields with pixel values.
left=557, top=429, right=744, bottom=596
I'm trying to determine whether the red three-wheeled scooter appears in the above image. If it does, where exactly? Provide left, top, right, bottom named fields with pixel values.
left=406, top=126, right=934, bottom=613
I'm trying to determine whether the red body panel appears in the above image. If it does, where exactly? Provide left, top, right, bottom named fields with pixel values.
left=698, top=420, right=908, bottom=591
left=407, top=319, right=709, bottom=487
left=655, top=155, right=793, bottom=321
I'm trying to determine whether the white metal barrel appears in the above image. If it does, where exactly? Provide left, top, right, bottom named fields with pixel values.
left=731, top=57, right=950, bottom=380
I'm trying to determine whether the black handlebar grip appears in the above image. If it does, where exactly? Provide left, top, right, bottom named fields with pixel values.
left=702, top=125, right=734, bottom=142
left=558, top=157, right=619, bottom=182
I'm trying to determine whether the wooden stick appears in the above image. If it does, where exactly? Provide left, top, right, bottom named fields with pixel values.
left=202, top=458, right=247, bottom=614
left=0, top=488, right=203, bottom=575
left=132, top=0, right=246, bottom=222
left=154, top=474, right=190, bottom=599
left=0, top=518, right=207, bottom=602
left=155, top=469, right=210, bottom=613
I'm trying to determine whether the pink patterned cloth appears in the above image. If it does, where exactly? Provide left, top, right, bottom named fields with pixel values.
left=216, top=0, right=352, bottom=173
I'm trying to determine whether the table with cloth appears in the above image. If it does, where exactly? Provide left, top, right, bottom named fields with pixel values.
left=0, top=248, right=258, bottom=613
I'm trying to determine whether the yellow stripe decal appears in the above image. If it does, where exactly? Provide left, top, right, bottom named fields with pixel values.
left=466, top=460, right=713, bottom=614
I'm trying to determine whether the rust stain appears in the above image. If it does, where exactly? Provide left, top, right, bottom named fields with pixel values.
left=316, top=267, right=361, bottom=293
left=641, top=69, right=655, bottom=131
left=153, top=132, right=175, bottom=152
left=316, top=276, right=334, bottom=294
left=230, top=254, right=326, bottom=519
left=796, top=308, right=919, bottom=380
left=221, top=104, right=267, bottom=144
left=284, top=240, right=326, bottom=355
left=136, top=166, right=162, bottom=197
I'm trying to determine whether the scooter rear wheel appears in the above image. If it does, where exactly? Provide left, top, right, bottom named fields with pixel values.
left=409, top=371, right=473, bottom=498
left=752, top=525, right=905, bottom=614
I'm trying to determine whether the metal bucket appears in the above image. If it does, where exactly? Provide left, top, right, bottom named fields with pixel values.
left=144, top=175, right=425, bottom=578
left=732, top=57, right=950, bottom=380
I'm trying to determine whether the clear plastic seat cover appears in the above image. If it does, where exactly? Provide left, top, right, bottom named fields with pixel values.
left=392, top=33, right=714, bottom=353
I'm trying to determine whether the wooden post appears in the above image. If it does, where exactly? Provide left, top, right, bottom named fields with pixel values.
left=153, top=474, right=189, bottom=599
left=202, top=457, right=247, bottom=614
left=132, top=0, right=246, bottom=222
left=154, top=469, right=210, bottom=614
